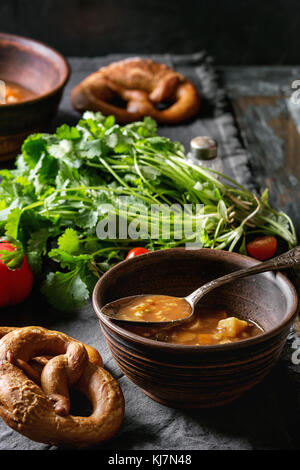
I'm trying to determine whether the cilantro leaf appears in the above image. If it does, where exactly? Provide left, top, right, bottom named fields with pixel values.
left=56, top=124, right=82, bottom=141
left=22, top=134, right=48, bottom=169
left=5, top=208, right=22, bottom=239
left=48, top=248, right=92, bottom=269
left=57, top=228, right=80, bottom=254
left=41, top=268, right=89, bottom=311
left=26, top=228, right=50, bottom=274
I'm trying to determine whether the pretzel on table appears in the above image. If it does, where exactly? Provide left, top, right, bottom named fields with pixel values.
left=71, top=57, right=201, bottom=125
left=0, top=326, right=124, bottom=447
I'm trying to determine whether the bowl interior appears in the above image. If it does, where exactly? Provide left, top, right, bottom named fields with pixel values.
left=95, top=249, right=297, bottom=336
left=0, top=33, right=69, bottom=97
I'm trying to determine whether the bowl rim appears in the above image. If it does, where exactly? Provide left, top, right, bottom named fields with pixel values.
left=0, top=32, right=70, bottom=108
left=93, top=247, right=299, bottom=352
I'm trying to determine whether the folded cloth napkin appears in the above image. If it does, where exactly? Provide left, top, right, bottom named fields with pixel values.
left=56, top=52, right=255, bottom=191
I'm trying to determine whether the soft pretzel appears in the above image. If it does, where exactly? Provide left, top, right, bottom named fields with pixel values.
left=0, top=326, right=124, bottom=447
left=71, top=57, right=201, bottom=124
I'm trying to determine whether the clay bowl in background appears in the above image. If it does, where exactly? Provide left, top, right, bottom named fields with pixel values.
left=93, top=248, right=299, bottom=408
left=0, top=33, right=69, bottom=160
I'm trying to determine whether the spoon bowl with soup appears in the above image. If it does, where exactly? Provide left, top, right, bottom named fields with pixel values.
left=100, top=245, right=300, bottom=347
left=93, top=248, right=299, bottom=408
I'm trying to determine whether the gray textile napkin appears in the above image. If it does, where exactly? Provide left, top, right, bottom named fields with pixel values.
left=3, top=54, right=295, bottom=451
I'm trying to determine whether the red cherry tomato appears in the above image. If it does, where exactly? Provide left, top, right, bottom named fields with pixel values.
left=0, top=242, right=33, bottom=307
left=246, top=236, right=277, bottom=261
left=126, top=247, right=150, bottom=260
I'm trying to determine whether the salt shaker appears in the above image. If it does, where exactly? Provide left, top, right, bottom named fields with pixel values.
left=187, top=136, right=217, bottom=161
left=187, top=136, right=223, bottom=174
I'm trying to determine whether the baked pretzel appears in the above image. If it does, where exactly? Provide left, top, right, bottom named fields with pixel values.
left=71, top=57, right=201, bottom=124
left=0, top=326, right=124, bottom=447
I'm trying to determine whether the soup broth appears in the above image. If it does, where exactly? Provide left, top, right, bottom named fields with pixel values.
left=0, top=80, right=36, bottom=104
left=115, top=295, right=192, bottom=322
left=127, top=306, right=263, bottom=346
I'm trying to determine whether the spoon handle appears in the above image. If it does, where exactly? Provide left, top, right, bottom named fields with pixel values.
left=186, top=246, right=300, bottom=307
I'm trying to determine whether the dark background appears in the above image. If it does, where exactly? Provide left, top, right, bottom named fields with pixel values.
left=0, top=0, right=297, bottom=64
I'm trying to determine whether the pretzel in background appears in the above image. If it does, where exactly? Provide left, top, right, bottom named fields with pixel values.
left=71, top=57, right=201, bottom=124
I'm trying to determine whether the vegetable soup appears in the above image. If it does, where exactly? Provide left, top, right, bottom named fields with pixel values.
left=0, top=80, right=36, bottom=104
left=126, top=305, right=263, bottom=345
left=114, top=295, right=192, bottom=322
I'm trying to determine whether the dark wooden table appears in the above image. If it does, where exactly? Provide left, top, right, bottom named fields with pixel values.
left=223, top=66, right=300, bottom=336
left=222, top=66, right=300, bottom=236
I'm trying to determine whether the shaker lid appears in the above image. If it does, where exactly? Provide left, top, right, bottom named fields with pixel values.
left=189, top=136, right=217, bottom=160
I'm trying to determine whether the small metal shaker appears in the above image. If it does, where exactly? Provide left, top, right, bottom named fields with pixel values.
left=187, top=136, right=217, bottom=161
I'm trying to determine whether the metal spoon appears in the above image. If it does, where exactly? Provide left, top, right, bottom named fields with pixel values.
left=100, top=246, right=300, bottom=327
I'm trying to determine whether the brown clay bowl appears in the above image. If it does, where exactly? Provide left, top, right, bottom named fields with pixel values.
left=93, top=248, right=299, bottom=408
left=0, top=33, right=69, bottom=160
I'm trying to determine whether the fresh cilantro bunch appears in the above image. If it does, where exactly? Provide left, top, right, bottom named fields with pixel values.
left=0, top=112, right=296, bottom=311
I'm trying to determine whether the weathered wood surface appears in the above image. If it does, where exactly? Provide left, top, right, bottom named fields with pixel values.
left=222, top=66, right=300, bottom=312
left=222, top=66, right=300, bottom=235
